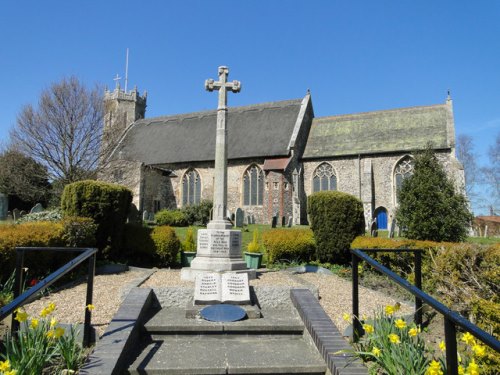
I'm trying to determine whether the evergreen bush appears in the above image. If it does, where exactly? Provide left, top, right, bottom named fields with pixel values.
left=396, top=147, right=472, bottom=242
left=262, top=229, right=315, bottom=264
left=308, top=191, right=365, bottom=263
left=152, top=226, right=181, bottom=266
left=122, top=223, right=156, bottom=265
left=182, top=227, right=196, bottom=252
left=60, top=216, right=97, bottom=247
left=181, top=200, right=213, bottom=226
left=60, top=180, right=132, bottom=258
left=155, top=209, right=188, bottom=227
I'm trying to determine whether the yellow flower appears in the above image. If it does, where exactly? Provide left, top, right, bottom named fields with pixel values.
left=363, top=324, right=374, bottom=334
left=46, top=330, right=54, bottom=339
left=0, top=359, right=11, bottom=371
left=384, top=305, right=395, bottom=315
left=342, top=313, right=350, bottom=322
left=394, top=318, right=406, bottom=329
left=388, top=333, right=400, bottom=344
left=467, top=359, right=479, bottom=375
left=439, top=340, right=446, bottom=352
left=4, top=370, right=18, bottom=375
left=30, top=319, right=39, bottom=329
left=458, top=365, right=465, bottom=375
left=425, top=360, right=443, bottom=375
left=41, top=302, right=56, bottom=317
left=371, top=346, right=381, bottom=357
left=472, top=344, right=486, bottom=358
left=54, top=327, right=65, bottom=339
left=50, top=317, right=57, bottom=328
left=14, top=309, right=28, bottom=323
left=409, top=327, right=419, bottom=337
left=461, top=332, right=475, bottom=346
left=47, top=302, right=56, bottom=312
left=87, top=304, right=95, bottom=311
left=40, top=307, right=49, bottom=318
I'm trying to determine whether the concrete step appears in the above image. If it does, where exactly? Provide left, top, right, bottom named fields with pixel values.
left=145, top=308, right=305, bottom=337
left=127, top=336, right=327, bottom=374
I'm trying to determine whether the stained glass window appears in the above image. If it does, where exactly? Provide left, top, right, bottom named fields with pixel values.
left=182, top=169, right=201, bottom=206
left=243, top=165, right=264, bottom=206
left=312, top=163, right=337, bottom=192
left=394, top=156, right=414, bottom=199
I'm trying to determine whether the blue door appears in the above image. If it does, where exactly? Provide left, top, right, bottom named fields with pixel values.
left=375, top=208, right=388, bottom=230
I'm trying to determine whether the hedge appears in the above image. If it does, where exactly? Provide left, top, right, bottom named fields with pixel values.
left=155, top=210, right=188, bottom=227
left=152, top=226, right=181, bottom=266
left=61, top=180, right=132, bottom=259
left=262, top=229, right=315, bottom=264
left=308, top=191, right=365, bottom=263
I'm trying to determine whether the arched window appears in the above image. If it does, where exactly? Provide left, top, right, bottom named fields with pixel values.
left=394, top=156, right=414, bottom=198
left=243, top=165, right=264, bottom=206
left=182, top=169, right=201, bottom=206
left=312, top=163, right=337, bottom=192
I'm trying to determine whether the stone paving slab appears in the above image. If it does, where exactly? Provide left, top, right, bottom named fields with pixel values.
left=128, top=336, right=326, bottom=374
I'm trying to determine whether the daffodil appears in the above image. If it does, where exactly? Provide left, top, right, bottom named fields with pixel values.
left=362, top=323, right=374, bottom=334
left=394, top=318, right=406, bottom=329
left=371, top=346, right=381, bottom=357
left=472, top=344, right=486, bottom=358
left=388, top=333, right=400, bottom=344
left=466, top=359, right=479, bottom=375
left=50, top=317, right=57, bottom=328
left=409, top=326, right=419, bottom=336
left=40, top=307, right=49, bottom=318
left=14, top=308, right=28, bottom=323
left=425, top=360, right=443, bottom=375
left=46, top=330, right=54, bottom=339
left=384, top=305, right=395, bottom=315
left=5, top=370, right=18, bottom=375
left=458, top=365, right=465, bottom=375
left=47, top=302, right=56, bottom=313
left=342, top=313, right=350, bottom=322
left=439, top=340, right=446, bottom=352
left=461, top=332, right=475, bottom=346
left=54, top=327, right=65, bottom=339
left=86, top=303, right=95, bottom=311
left=30, top=318, right=39, bottom=329
left=0, top=359, right=11, bottom=371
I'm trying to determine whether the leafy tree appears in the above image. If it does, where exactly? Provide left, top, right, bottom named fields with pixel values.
left=10, top=76, right=105, bottom=185
left=396, top=147, right=472, bottom=242
left=0, top=149, right=51, bottom=209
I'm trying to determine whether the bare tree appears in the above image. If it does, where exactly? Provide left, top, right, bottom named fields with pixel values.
left=482, top=132, right=500, bottom=214
left=456, top=134, right=480, bottom=197
left=10, top=77, right=106, bottom=184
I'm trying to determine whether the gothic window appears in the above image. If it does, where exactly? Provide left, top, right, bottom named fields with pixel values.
left=182, top=169, right=201, bottom=206
left=394, top=156, right=414, bottom=198
left=243, top=165, right=264, bottom=206
left=312, top=163, right=337, bottom=192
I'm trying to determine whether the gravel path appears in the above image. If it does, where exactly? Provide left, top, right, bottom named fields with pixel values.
left=20, top=268, right=412, bottom=337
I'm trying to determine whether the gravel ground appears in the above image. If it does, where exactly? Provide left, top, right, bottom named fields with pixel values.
left=18, top=268, right=412, bottom=338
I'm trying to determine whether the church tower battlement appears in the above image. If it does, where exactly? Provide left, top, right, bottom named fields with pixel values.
left=103, top=82, right=147, bottom=151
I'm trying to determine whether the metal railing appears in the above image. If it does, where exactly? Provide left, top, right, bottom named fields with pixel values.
left=351, top=248, right=500, bottom=375
left=0, top=247, right=98, bottom=347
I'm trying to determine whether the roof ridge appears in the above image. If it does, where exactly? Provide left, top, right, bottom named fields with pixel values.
left=136, top=98, right=303, bottom=124
left=315, top=103, right=447, bottom=122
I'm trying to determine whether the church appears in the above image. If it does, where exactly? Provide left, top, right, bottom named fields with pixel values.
left=99, top=83, right=464, bottom=230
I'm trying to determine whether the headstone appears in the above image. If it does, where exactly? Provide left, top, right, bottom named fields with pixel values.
left=0, top=193, right=8, bottom=220
left=271, top=215, right=277, bottom=228
left=12, top=208, right=20, bottom=221
left=6, top=211, right=13, bottom=222
left=389, top=219, right=396, bottom=238
left=281, top=216, right=286, bottom=227
left=149, top=212, right=155, bottom=221
left=20, top=210, right=26, bottom=217
left=251, top=215, right=255, bottom=224
left=235, top=208, right=244, bottom=228
left=287, top=216, right=293, bottom=227
left=484, top=225, right=488, bottom=238
left=370, top=218, right=378, bottom=237
left=142, top=210, right=149, bottom=222
left=247, top=215, right=252, bottom=225
left=30, top=203, right=44, bottom=214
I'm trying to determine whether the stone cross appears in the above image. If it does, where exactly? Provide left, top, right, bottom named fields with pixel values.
left=205, top=66, right=241, bottom=230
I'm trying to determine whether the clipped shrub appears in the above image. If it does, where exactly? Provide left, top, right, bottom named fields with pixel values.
left=263, top=229, right=315, bottom=264
left=123, top=223, right=156, bottom=265
left=182, top=227, right=196, bottom=252
left=61, top=180, right=132, bottom=258
left=152, top=226, right=181, bottom=266
left=308, top=191, right=365, bottom=263
left=155, top=209, right=188, bottom=227
left=181, top=200, right=213, bottom=226
left=247, top=230, right=261, bottom=253
left=60, top=216, right=97, bottom=247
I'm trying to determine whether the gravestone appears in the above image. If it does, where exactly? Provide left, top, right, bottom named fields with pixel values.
left=149, top=212, right=155, bottom=221
left=251, top=215, right=255, bottom=224
left=13, top=208, right=20, bottom=221
left=235, top=208, right=244, bottom=227
left=142, top=210, right=149, bottom=222
left=0, top=193, right=8, bottom=220
left=247, top=215, right=252, bottom=225
left=20, top=210, right=26, bottom=217
left=287, top=216, right=293, bottom=227
left=389, top=219, right=396, bottom=238
left=281, top=216, right=286, bottom=227
left=271, top=215, right=277, bottom=228
left=30, top=203, right=44, bottom=214
left=6, top=211, right=13, bottom=222
left=370, top=218, right=378, bottom=237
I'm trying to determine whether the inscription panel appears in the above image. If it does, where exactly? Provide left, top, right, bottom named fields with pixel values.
left=197, top=229, right=241, bottom=257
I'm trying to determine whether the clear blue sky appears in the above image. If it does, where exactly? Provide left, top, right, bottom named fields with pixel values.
left=1, top=1, right=498, bottom=214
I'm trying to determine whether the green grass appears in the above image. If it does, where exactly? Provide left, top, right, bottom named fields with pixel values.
left=466, top=236, right=500, bottom=245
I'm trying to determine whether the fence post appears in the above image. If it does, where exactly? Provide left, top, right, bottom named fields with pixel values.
left=352, top=252, right=361, bottom=342
left=11, top=248, right=25, bottom=335
left=444, top=317, right=458, bottom=374
left=414, top=251, right=423, bottom=326
left=83, top=252, right=96, bottom=347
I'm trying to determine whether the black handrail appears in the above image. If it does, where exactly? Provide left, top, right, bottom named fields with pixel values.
left=0, top=247, right=97, bottom=347
left=351, top=248, right=500, bottom=375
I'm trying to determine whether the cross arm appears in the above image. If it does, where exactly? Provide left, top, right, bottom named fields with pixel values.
left=205, top=79, right=241, bottom=93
